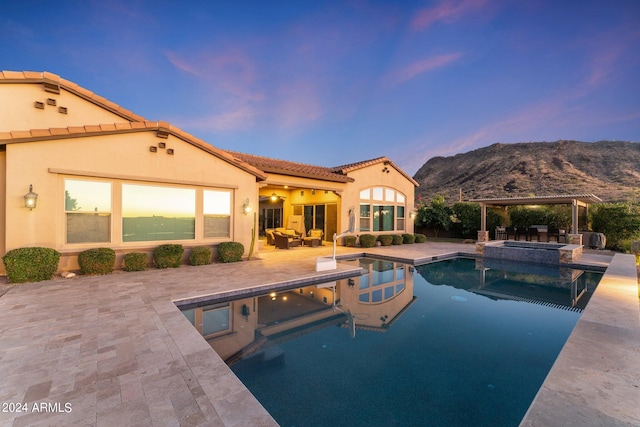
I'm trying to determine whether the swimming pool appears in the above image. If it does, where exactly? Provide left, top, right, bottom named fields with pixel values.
left=181, top=257, right=603, bottom=426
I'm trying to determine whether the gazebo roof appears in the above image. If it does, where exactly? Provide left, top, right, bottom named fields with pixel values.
left=470, top=194, right=602, bottom=206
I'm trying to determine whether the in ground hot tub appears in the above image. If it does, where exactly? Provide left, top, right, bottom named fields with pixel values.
left=477, top=240, right=583, bottom=264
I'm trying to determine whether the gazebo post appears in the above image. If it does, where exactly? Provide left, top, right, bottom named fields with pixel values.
left=477, top=203, right=489, bottom=242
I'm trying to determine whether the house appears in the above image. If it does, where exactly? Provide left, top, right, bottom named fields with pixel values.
left=0, top=71, right=417, bottom=274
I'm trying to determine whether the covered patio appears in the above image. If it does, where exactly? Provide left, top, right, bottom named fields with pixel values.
left=471, top=194, right=603, bottom=244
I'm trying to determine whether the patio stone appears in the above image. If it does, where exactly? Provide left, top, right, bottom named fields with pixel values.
left=0, top=243, right=636, bottom=426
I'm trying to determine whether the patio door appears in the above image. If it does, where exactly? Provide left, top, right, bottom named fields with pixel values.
left=302, top=204, right=336, bottom=241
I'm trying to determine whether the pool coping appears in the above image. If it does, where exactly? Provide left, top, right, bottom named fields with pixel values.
left=0, top=243, right=637, bottom=426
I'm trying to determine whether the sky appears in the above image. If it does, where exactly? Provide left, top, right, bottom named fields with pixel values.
left=2, top=0, right=639, bottom=175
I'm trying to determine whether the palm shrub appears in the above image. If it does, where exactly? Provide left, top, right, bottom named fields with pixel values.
left=153, top=244, right=184, bottom=268
left=78, top=248, right=116, bottom=275
left=190, top=246, right=213, bottom=266
left=403, top=233, right=416, bottom=244
left=123, top=252, right=148, bottom=272
left=359, top=234, right=376, bottom=248
left=217, top=242, right=244, bottom=263
left=414, top=233, right=427, bottom=243
left=344, top=236, right=357, bottom=247
left=392, top=235, right=403, bottom=245
left=3, top=247, right=60, bottom=283
left=377, top=235, right=393, bottom=246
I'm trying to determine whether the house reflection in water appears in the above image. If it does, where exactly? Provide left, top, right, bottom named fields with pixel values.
left=180, top=259, right=416, bottom=364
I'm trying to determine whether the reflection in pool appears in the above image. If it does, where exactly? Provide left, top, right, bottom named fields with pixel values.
left=180, top=257, right=602, bottom=427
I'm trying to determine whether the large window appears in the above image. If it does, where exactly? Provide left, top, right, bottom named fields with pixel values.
left=359, top=187, right=406, bottom=232
left=122, top=184, right=195, bottom=242
left=357, top=259, right=405, bottom=304
left=204, top=190, right=231, bottom=238
left=65, top=179, right=111, bottom=243
left=181, top=303, right=231, bottom=339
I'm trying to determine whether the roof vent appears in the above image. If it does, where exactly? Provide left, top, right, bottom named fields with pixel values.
left=58, top=106, right=68, bottom=114
left=34, top=101, right=44, bottom=109
left=43, top=81, right=60, bottom=94
left=46, top=98, right=57, bottom=106
left=156, top=129, right=170, bottom=139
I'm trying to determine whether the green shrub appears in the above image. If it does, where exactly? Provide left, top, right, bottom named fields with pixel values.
left=344, top=236, right=357, bottom=247
left=359, top=234, right=376, bottom=248
left=78, top=248, right=115, bottom=275
left=414, top=233, right=427, bottom=243
left=630, top=240, right=640, bottom=255
left=378, top=235, right=393, bottom=246
left=392, top=235, right=403, bottom=245
left=153, top=244, right=184, bottom=268
left=123, top=252, right=148, bottom=272
left=190, top=246, right=213, bottom=266
left=217, top=242, right=244, bottom=263
left=3, top=247, right=60, bottom=283
left=403, top=233, right=416, bottom=244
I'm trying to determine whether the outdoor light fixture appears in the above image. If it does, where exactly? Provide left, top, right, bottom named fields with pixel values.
left=348, top=278, right=355, bottom=288
left=410, top=211, right=417, bottom=220
left=271, top=193, right=278, bottom=202
left=242, top=198, right=251, bottom=215
left=24, top=185, right=38, bottom=210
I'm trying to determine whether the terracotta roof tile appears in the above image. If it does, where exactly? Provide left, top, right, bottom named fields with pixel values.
left=83, top=125, right=102, bottom=133
left=1, top=71, right=146, bottom=122
left=30, top=129, right=52, bottom=137
left=23, top=71, right=42, bottom=80
left=68, top=126, right=86, bottom=134
left=0, top=122, right=267, bottom=181
left=42, top=71, right=60, bottom=81
left=50, top=128, right=70, bottom=136
left=11, top=130, right=32, bottom=138
left=99, top=124, right=117, bottom=132
left=226, top=150, right=354, bottom=183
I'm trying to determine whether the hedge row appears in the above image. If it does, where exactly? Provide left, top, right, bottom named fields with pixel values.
left=347, top=233, right=428, bottom=248
left=2, top=242, right=245, bottom=283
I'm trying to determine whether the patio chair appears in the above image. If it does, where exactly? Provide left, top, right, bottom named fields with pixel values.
left=547, top=228, right=560, bottom=243
left=273, top=232, right=303, bottom=249
left=265, top=229, right=276, bottom=246
left=505, top=227, right=517, bottom=240
left=304, top=228, right=324, bottom=247
left=526, top=227, right=539, bottom=242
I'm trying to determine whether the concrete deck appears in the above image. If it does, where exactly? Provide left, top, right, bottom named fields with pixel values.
left=0, top=242, right=637, bottom=426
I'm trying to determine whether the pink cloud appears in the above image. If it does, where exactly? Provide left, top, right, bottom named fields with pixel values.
left=411, top=0, right=488, bottom=31
left=389, top=52, right=464, bottom=85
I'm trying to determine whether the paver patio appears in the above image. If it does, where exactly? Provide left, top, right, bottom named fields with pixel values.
left=0, top=242, right=637, bottom=426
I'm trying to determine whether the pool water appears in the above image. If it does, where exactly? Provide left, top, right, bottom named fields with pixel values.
left=184, top=258, right=603, bottom=426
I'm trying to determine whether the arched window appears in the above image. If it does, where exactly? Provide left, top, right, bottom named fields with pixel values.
left=359, top=187, right=406, bottom=232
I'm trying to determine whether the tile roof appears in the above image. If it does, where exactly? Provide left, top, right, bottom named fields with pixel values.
left=0, top=70, right=146, bottom=122
left=0, top=122, right=267, bottom=180
left=333, top=156, right=420, bottom=187
left=225, top=150, right=355, bottom=183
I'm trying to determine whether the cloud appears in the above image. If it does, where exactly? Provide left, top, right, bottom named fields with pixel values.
left=387, top=52, right=463, bottom=86
left=411, top=0, right=488, bottom=31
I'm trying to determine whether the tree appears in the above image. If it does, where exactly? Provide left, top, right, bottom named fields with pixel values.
left=590, top=203, right=640, bottom=251
left=416, top=195, right=452, bottom=238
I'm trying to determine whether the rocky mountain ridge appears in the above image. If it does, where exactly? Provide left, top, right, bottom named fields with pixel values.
left=413, top=140, right=640, bottom=203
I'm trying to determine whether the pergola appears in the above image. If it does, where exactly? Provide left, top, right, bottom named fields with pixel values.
left=471, top=194, right=603, bottom=235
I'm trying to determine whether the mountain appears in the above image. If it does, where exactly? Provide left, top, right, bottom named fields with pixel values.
left=413, top=141, right=640, bottom=203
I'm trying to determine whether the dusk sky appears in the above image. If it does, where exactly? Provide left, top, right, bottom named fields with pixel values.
left=2, top=0, right=639, bottom=175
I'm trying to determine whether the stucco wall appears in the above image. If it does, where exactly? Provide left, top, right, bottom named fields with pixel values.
left=0, top=83, right=135, bottom=132
left=342, top=163, right=416, bottom=237
left=4, top=131, right=258, bottom=273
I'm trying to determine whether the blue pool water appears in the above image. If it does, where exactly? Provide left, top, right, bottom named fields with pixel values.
left=185, top=257, right=603, bottom=426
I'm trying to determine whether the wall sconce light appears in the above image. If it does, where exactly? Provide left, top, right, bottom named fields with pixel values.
left=348, top=278, right=355, bottom=288
left=241, top=304, right=250, bottom=318
left=311, top=189, right=316, bottom=195
left=242, top=198, right=251, bottom=215
left=24, top=184, right=38, bottom=210
left=271, top=193, right=278, bottom=202
left=410, top=211, right=417, bottom=220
